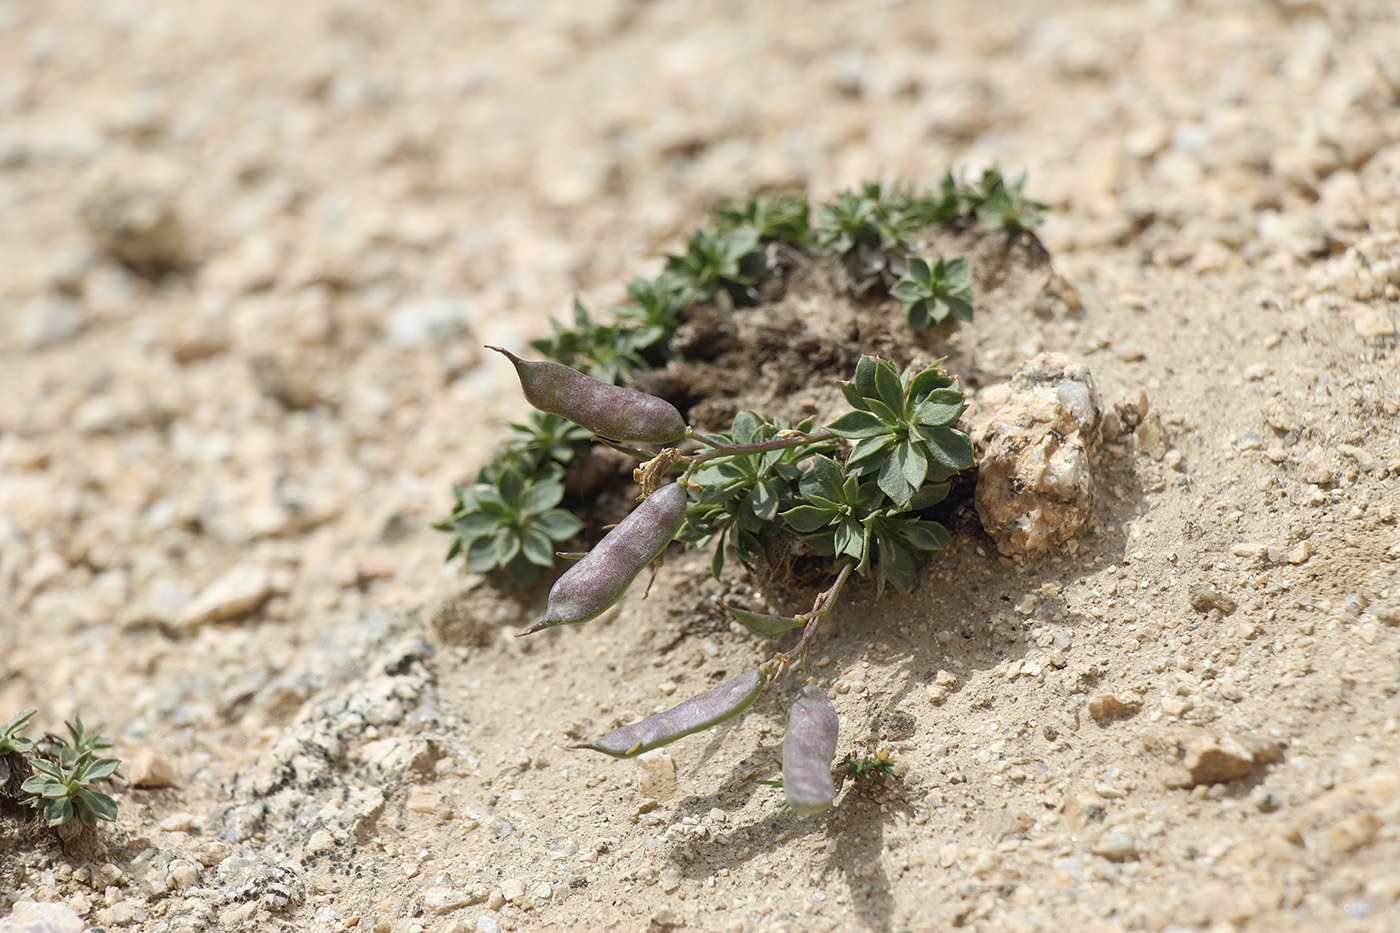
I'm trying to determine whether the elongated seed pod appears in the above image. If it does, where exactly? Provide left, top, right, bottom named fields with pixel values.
left=782, top=685, right=839, bottom=815
left=520, top=482, right=688, bottom=635
left=575, top=666, right=768, bottom=758
left=488, top=346, right=686, bottom=444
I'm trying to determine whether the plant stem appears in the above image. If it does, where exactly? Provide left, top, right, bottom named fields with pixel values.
left=686, top=429, right=730, bottom=449
left=688, top=429, right=834, bottom=465
left=781, top=561, right=853, bottom=666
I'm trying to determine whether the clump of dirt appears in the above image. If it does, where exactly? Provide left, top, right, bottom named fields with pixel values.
left=630, top=227, right=1075, bottom=433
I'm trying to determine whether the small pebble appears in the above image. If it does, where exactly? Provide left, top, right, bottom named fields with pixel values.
left=638, top=754, right=677, bottom=801
left=1093, top=831, right=1139, bottom=862
left=1087, top=694, right=1142, bottom=721
left=1190, top=584, right=1237, bottom=614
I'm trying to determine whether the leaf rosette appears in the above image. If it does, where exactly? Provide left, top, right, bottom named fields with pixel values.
left=825, top=356, right=973, bottom=508
left=436, top=465, right=583, bottom=585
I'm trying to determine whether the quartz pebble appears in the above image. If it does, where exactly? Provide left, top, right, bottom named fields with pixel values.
left=181, top=564, right=275, bottom=628
left=1092, top=831, right=1139, bottom=862
left=973, top=354, right=1102, bottom=556
left=0, top=902, right=86, bottom=933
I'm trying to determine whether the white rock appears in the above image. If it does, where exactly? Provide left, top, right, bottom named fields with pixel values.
left=974, top=354, right=1102, bottom=555
left=15, top=295, right=84, bottom=350
left=180, top=564, right=273, bottom=628
left=0, top=902, right=86, bottom=933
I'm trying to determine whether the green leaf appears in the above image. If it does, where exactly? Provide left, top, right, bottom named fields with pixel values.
left=799, top=455, right=847, bottom=500
left=897, top=440, right=928, bottom=489
left=889, top=279, right=922, bottom=304
left=449, top=510, right=497, bottom=542
left=471, top=485, right=509, bottom=513
left=719, top=601, right=805, bottom=635
left=947, top=295, right=975, bottom=323
left=826, top=410, right=886, bottom=439
left=906, top=365, right=952, bottom=398
left=877, top=453, right=916, bottom=506
left=907, top=481, right=951, bottom=511
left=748, top=479, right=782, bottom=522
left=871, top=360, right=904, bottom=415
left=534, top=508, right=584, bottom=541
left=853, top=357, right=879, bottom=402
left=912, top=388, right=964, bottom=427
left=77, top=787, right=118, bottom=822
left=902, top=520, right=952, bottom=551
left=28, top=759, right=61, bottom=780
left=20, top=774, right=52, bottom=795
left=710, top=526, right=727, bottom=578
left=43, top=797, right=73, bottom=827
left=905, top=301, right=932, bottom=331
left=834, top=517, right=865, bottom=561
left=731, top=411, right=760, bottom=445
left=916, top=425, right=975, bottom=470
left=521, top=479, right=565, bottom=514
left=845, top=432, right=897, bottom=471
left=781, top=504, right=840, bottom=534
left=839, top=379, right=871, bottom=413
left=464, top=535, right=504, bottom=573
left=520, top=528, right=557, bottom=567
left=497, top=468, right=525, bottom=510
left=876, top=537, right=918, bottom=593
left=80, top=757, right=120, bottom=781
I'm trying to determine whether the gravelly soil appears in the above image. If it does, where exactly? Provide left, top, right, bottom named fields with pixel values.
left=2, top=1, right=1399, bottom=932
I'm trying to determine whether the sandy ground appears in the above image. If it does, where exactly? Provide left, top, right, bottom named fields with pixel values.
left=2, top=1, right=1399, bottom=931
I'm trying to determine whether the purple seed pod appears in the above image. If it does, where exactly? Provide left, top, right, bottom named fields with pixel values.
left=575, top=666, right=768, bottom=758
left=520, top=482, right=688, bottom=635
left=488, top=346, right=687, bottom=444
left=782, top=685, right=839, bottom=815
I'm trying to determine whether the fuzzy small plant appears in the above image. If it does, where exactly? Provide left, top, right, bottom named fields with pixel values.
left=960, top=166, right=1048, bottom=232
left=474, top=346, right=974, bottom=813
left=1, top=710, right=122, bottom=835
left=44, top=715, right=113, bottom=768
left=436, top=463, right=585, bottom=586
left=0, top=709, right=36, bottom=796
left=664, top=225, right=766, bottom=305
left=22, top=750, right=120, bottom=829
left=891, top=256, right=974, bottom=332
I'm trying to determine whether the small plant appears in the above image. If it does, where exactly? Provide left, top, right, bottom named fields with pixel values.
left=663, top=225, right=766, bottom=305
left=843, top=746, right=899, bottom=782
left=812, top=180, right=963, bottom=257
left=472, top=347, right=974, bottom=812
left=714, top=193, right=812, bottom=245
left=891, top=256, right=974, bottom=332
left=2, top=709, right=122, bottom=835
left=960, top=166, right=1048, bottom=232
left=0, top=709, right=36, bottom=794
left=44, top=715, right=113, bottom=768
left=436, top=464, right=584, bottom=586
left=22, top=750, right=119, bottom=828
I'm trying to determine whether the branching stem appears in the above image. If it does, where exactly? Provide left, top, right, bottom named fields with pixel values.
left=781, top=561, right=854, bottom=667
